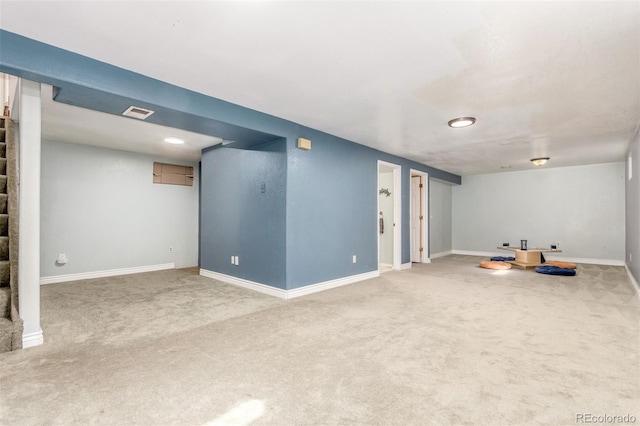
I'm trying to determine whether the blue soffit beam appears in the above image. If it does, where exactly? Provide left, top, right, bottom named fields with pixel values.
left=0, top=29, right=282, bottom=148
left=0, top=29, right=462, bottom=184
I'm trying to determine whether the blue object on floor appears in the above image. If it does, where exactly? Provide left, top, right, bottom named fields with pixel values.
left=535, top=265, right=576, bottom=276
left=490, top=256, right=515, bottom=262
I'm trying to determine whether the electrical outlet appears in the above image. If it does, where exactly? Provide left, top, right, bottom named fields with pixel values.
left=235, top=256, right=239, bottom=266
left=556, top=242, right=560, bottom=248
left=352, top=255, right=357, bottom=263
left=169, top=246, right=174, bottom=253
left=630, top=252, right=633, bottom=263
left=231, top=256, right=235, bottom=265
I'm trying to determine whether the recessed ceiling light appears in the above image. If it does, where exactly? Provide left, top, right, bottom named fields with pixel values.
left=531, top=157, right=550, bottom=166
left=164, top=137, right=185, bottom=145
left=448, top=117, right=476, bottom=128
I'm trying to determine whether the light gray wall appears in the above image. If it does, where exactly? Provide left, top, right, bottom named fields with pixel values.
left=452, top=162, right=626, bottom=261
left=378, top=172, right=394, bottom=265
left=627, top=127, right=640, bottom=283
left=40, top=140, right=199, bottom=277
left=429, top=179, right=453, bottom=256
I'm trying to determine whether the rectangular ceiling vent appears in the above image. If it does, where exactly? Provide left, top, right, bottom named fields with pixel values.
left=122, top=106, right=155, bottom=120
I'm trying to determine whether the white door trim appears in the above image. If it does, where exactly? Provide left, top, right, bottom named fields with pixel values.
left=410, top=169, right=429, bottom=263
left=378, top=161, right=402, bottom=270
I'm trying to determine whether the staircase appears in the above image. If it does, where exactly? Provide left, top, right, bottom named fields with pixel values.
left=0, top=116, right=22, bottom=352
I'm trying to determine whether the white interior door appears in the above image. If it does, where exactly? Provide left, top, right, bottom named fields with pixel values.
left=378, top=172, right=394, bottom=266
left=378, top=161, right=402, bottom=270
left=410, top=169, right=429, bottom=263
left=411, top=176, right=421, bottom=262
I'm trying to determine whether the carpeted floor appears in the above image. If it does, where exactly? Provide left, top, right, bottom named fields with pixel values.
left=0, top=255, right=638, bottom=425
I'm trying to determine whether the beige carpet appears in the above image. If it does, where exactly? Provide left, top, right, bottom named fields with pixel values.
left=0, top=255, right=638, bottom=425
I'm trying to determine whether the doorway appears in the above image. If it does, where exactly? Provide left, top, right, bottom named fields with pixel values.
left=410, top=170, right=429, bottom=263
left=377, top=161, right=401, bottom=271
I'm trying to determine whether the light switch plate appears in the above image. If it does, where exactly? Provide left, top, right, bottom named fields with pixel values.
left=297, top=137, right=312, bottom=150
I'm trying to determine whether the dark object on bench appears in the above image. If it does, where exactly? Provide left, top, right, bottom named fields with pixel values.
left=490, top=256, right=515, bottom=262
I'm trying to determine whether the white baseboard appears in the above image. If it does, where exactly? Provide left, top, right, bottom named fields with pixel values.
left=200, top=269, right=287, bottom=298
left=379, top=263, right=392, bottom=268
left=200, top=269, right=380, bottom=300
left=399, top=262, right=412, bottom=270
left=286, top=270, right=380, bottom=299
left=624, top=264, right=640, bottom=299
left=430, top=250, right=453, bottom=259
left=453, top=249, right=500, bottom=257
left=451, top=250, right=626, bottom=266
left=22, top=329, right=43, bottom=348
left=40, top=263, right=176, bottom=285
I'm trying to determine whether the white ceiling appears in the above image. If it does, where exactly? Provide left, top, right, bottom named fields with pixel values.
left=1, top=1, right=639, bottom=175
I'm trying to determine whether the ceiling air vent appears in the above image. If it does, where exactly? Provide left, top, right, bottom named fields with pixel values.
left=122, top=106, right=155, bottom=120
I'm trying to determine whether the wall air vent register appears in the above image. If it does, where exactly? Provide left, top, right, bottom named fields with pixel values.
left=153, top=162, right=194, bottom=186
left=122, top=106, right=155, bottom=120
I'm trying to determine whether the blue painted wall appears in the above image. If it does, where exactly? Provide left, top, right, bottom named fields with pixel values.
left=284, top=128, right=449, bottom=288
left=200, top=140, right=287, bottom=288
left=285, top=131, right=377, bottom=288
left=1, top=29, right=462, bottom=291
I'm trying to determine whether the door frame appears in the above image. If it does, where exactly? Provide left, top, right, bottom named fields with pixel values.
left=410, top=169, right=429, bottom=263
left=377, top=161, right=402, bottom=270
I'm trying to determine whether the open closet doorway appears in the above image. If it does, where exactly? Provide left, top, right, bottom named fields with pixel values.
left=410, top=170, right=429, bottom=263
left=377, top=161, right=401, bottom=272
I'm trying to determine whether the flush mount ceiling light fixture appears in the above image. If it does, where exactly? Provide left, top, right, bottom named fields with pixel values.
left=448, top=117, right=476, bottom=128
left=531, top=157, right=550, bottom=166
left=164, top=137, right=185, bottom=145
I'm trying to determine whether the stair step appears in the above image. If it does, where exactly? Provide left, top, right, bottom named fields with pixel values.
left=0, top=158, right=5, bottom=175
left=0, top=260, right=9, bottom=287
left=0, top=236, right=8, bottom=261
left=0, top=194, right=6, bottom=215
left=0, top=214, right=7, bottom=236
left=0, top=142, right=5, bottom=158
left=0, top=176, right=6, bottom=194
left=0, top=128, right=5, bottom=142
left=0, top=317, right=13, bottom=353
left=0, top=286, right=9, bottom=318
